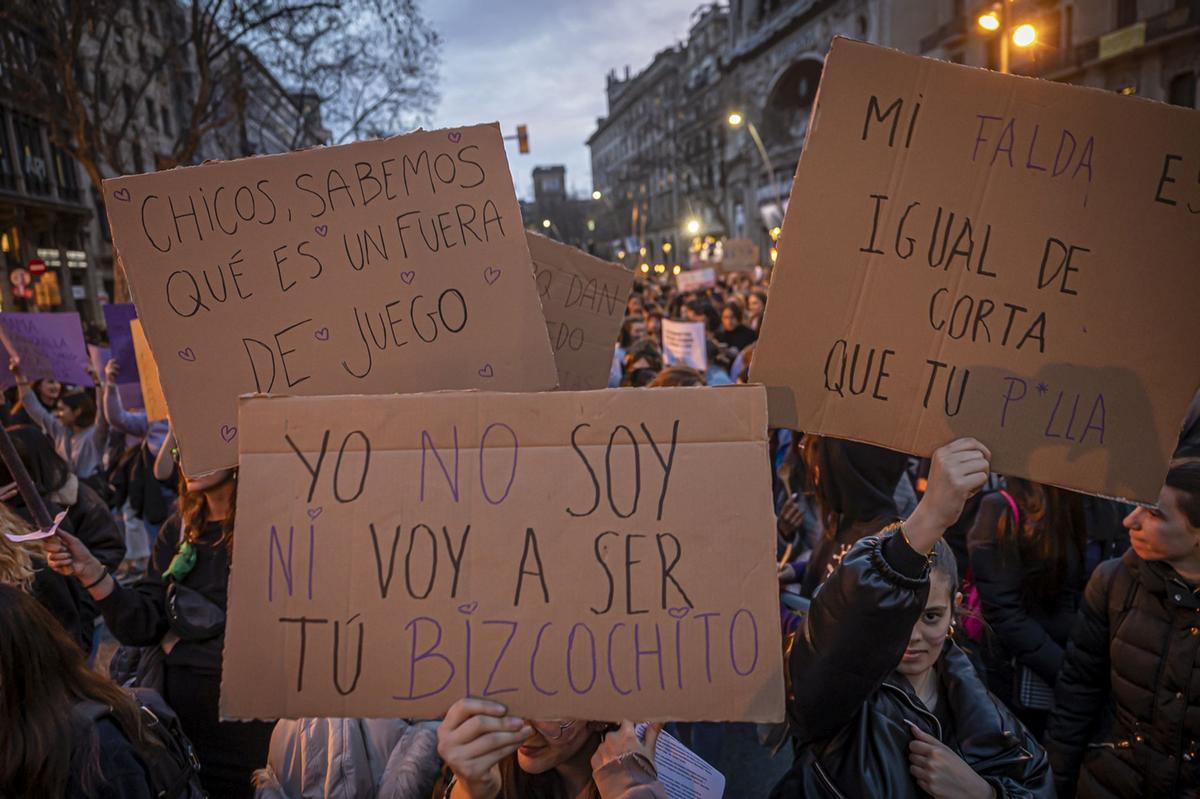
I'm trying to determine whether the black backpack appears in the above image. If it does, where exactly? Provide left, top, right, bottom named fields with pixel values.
left=78, top=688, right=207, bottom=798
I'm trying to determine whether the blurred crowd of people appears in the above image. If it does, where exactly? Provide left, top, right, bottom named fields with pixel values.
left=2, top=266, right=1199, bottom=798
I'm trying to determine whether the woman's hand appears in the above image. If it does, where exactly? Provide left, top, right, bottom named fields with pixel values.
left=104, top=358, right=120, bottom=384
left=42, top=529, right=108, bottom=593
left=591, top=721, right=662, bottom=773
left=776, top=493, right=803, bottom=538
left=9, top=356, right=24, bottom=383
left=908, top=724, right=994, bottom=799
left=436, top=697, right=532, bottom=799
left=904, top=438, right=991, bottom=554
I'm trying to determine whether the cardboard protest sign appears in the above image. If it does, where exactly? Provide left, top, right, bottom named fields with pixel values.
left=751, top=38, right=1200, bottom=503
left=221, top=387, right=783, bottom=722
left=662, top=320, right=707, bottom=372
left=526, top=232, right=634, bottom=390
left=129, top=320, right=168, bottom=421
left=0, top=312, right=91, bottom=387
left=676, top=268, right=716, bottom=293
left=102, top=303, right=140, bottom=380
left=103, top=124, right=557, bottom=476
left=718, top=239, right=759, bottom=273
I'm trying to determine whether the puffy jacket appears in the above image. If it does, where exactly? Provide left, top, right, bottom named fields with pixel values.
left=1046, top=551, right=1200, bottom=798
left=253, top=718, right=441, bottom=799
left=771, top=529, right=1054, bottom=798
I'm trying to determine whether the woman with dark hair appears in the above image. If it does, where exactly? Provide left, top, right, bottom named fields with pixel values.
left=1048, top=460, right=1200, bottom=798
left=10, top=356, right=110, bottom=491
left=44, top=467, right=274, bottom=798
left=746, top=290, right=767, bottom=331
left=773, top=439, right=1053, bottom=798
left=966, top=479, right=1093, bottom=737
left=798, top=434, right=910, bottom=597
left=715, top=302, right=757, bottom=352
left=0, top=583, right=154, bottom=797
left=435, top=699, right=666, bottom=798
left=0, top=424, right=124, bottom=571
left=5, top=375, right=63, bottom=427
left=621, top=340, right=664, bottom=388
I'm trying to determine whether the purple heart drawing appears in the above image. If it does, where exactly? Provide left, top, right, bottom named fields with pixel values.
left=177, top=347, right=197, bottom=362
left=307, top=507, right=323, bottom=520
left=220, top=425, right=237, bottom=443
left=400, top=270, right=416, bottom=285
left=483, top=266, right=501, bottom=285
left=478, top=364, right=494, bottom=378
left=314, top=224, right=328, bottom=237
left=112, top=187, right=132, bottom=202
left=668, top=607, right=690, bottom=620
left=447, top=131, right=462, bottom=143
left=314, top=327, right=330, bottom=341
left=457, top=601, right=479, bottom=615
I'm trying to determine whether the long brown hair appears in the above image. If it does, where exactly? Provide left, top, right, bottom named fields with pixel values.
left=0, top=584, right=145, bottom=797
left=177, top=469, right=237, bottom=550
left=496, top=732, right=604, bottom=799
left=997, top=479, right=1086, bottom=607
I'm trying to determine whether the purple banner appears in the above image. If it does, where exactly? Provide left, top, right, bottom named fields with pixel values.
left=0, top=312, right=91, bottom=387
left=102, top=303, right=140, bottom=382
left=88, top=343, right=144, bottom=410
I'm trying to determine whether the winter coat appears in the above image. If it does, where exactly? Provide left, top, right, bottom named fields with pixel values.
left=772, top=528, right=1054, bottom=798
left=1046, top=550, right=1200, bottom=798
left=253, top=718, right=441, bottom=799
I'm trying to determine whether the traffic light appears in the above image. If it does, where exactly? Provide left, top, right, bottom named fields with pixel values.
left=516, top=124, right=529, bottom=154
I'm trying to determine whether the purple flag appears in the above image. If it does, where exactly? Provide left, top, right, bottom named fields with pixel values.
left=0, top=312, right=91, bottom=387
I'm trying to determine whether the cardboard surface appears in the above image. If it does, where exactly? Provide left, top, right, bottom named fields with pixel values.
left=676, top=268, right=716, bottom=293
left=104, top=124, right=558, bottom=475
left=129, top=320, right=168, bottom=421
left=718, top=239, right=759, bottom=273
left=750, top=38, right=1200, bottom=503
left=221, top=387, right=784, bottom=722
left=526, top=232, right=634, bottom=390
left=662, top=320, right=707, bottom=372
left=0, top=312, right=91, bottom=387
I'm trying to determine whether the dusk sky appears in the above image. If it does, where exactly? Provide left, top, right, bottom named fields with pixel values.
left=424, top=0, right=702, bottom=201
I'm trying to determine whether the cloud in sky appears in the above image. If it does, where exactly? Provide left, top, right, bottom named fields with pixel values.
left=425, top=0, right=702, bottom=200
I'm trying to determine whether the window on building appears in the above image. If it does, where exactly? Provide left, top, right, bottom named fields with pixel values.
left=12, top=113, right=50, bottom=195
left=161, top=106, right=172, bottom=135
left=53, top=147, right=79, bottom=201
left=131, top=142, right=144, bottom=173
left=1169, top=72, right=1196, bottom=108
left=93, top=189, right=112, bottom=243
left=0, top=108, right=14, bottom=191
left=1116, top=0, right=1137, bottom=27
left=145, top=98, right=157, bottom=130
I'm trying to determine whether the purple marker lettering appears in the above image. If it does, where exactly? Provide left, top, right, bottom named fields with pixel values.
left=634, top=622, right=665, bottom=692
left=729, top=609, right=760, bottom=676
left=607, top=622, right=632, bottom=696
left=566, top=622, right=597, bottom=694
left=695, top=612, right=720, bottom=683
left=479, top=423, right=519, bottom=505
left=393, top=616, right=455, bottom=701
left=482, top=620, right=519, bottom=697
left=420, top=428, right=460, bottom=502
left=269, top=525, right=294, bottom=602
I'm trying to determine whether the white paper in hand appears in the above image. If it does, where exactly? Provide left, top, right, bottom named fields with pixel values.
left=636, top=724, right=725, bottom=799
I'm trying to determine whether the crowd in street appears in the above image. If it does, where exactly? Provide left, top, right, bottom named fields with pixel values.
left=1, top=266, right=1199, bottom=799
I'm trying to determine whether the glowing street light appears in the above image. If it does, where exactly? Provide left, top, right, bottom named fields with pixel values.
left=1012, top=23, right=1037, bottom=47
left=977, top=11, right=1000, bottom=31
left=727, top=111, right=744, bottom=128
left=653, top=264, right=666, bottom=274
left=672, top=265, right=682, bottom=275
left=639, top=263, right=650, bottom=273
left=662, top=242, right=672, bottom=254
left=617, top=250, right=626, bottom=259
left=541, top=219, right=551, bottom=229
left=685, top=218, right=701, bottom=235
left=592, top=190, right=602, bottom=200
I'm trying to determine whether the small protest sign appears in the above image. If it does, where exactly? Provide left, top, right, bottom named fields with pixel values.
left=676, top=268, right=716, bottom=293
left=717, top=239, right=759, bottom=273
left=129, top=321, right=168, bottom=421
left=103, top=124, right=557, bottom=476
left=662, top=320, right=707, bottom=372
left=88, top=345, right=144, bottom=411
left=102, top=303, right=140, bottom=380
left=221, top=387, right=783, bottom=722
left=750, top=38, right=1200, bottom=503
left=0, top=312, right=90, bottom=387
left=526, top=232, right=634, bottom=390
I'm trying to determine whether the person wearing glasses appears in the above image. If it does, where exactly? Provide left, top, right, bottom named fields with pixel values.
left=434, top=698, right=667, bottom=798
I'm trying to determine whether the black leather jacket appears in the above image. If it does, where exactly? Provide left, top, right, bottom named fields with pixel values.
left=770, top=529, right=1054, bottom=798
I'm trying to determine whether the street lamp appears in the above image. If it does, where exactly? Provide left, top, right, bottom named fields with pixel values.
left=591, top=190, right=602, bottom=201
left=728, top=109, right=784, bottom=229
left=685, top=218, right=701, bottom=235
left=541, top=219, right=551, bottom=229
left=976, top=2, right=1038, bottom=74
